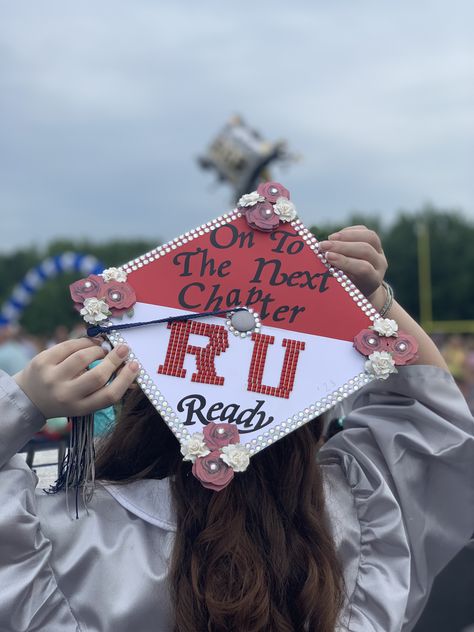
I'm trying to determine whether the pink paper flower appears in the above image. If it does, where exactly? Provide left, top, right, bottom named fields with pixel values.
left=192, top=451, right=235, bottom=491
left=257, top=181, right=290, bottom=203
left=70, top=275, right=105, bottom=303
left=355, top=327, right=418, bottom=366
left=203, top=422, right=240, bottom=450
left=244, top=201, right=280, bottom=232
left=99, top=280, right=136, bottom=312
left=354, top=328, right=391, bottom=356
left=387, top=333, right=418, bottom=365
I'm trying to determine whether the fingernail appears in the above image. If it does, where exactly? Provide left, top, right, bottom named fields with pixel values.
left=117, top=344, right=129, bottom=358
left=128, top=360, right=140, bottom=372
left=319, top=240, right=332, bottom=250
left=326, top=251, right=338, bottom=261
left=328, top=233, right=340, bottom=240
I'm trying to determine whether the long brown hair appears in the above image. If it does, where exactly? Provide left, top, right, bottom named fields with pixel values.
left=96, top=388, right=344, bottom=631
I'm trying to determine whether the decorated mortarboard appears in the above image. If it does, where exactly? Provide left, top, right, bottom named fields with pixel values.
left=69, top=182, right=418, bottom=493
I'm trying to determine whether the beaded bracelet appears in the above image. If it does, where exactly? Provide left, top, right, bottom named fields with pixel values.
left=379, top=281, right=394, bottom=317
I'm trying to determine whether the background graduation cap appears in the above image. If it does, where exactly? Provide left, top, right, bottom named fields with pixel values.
left=68, top=181, right=417, bottom=493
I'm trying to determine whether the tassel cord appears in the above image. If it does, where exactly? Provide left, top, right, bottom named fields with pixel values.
left=86, top=307, right=245, bottom=337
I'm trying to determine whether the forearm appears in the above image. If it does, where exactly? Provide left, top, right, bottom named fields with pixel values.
left=0, top=371, right=45, bottom=468
left=369, top=286, right=448, bottom=371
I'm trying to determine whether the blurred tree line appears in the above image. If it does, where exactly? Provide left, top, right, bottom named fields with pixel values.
left=0, top=207, right=472, bottom=338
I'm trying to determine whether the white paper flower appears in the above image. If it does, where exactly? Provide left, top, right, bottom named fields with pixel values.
left=220, top=444, right=250, bottom=472
left=365, top=351, right=398, bottom=380
left=181, top=433, right=211, bottom=463
left=273, top=197, right=297, bottom=222
left=238, top=191, right=265, bottom=207
left=80, top=297, right=111, bottom=324
left=101, top=267, right=128, bottom=283
left=370, top=318, right=398, bottom=337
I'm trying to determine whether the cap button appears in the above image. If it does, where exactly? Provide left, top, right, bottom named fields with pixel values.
left=231, top=310, right=257, bottom=333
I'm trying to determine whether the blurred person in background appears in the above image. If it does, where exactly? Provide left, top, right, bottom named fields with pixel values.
left=47, top=324, right=71, bottom=349
left=69, top=323, right=87, bottom=339
left=441, top=335, right=466, bottom=382
left=0, top=324, right=31, bottom=375
left=17, top=327, right=42, bottom=360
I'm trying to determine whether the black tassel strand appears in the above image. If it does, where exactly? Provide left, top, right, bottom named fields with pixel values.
left=46, top=414, right=95, bottom=519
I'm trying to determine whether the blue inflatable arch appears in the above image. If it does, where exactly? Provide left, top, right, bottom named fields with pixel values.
left=0, top=252, right=104, bottom=326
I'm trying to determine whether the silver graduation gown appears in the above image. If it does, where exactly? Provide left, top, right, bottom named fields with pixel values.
left=0, top=366, right=473, bottom=632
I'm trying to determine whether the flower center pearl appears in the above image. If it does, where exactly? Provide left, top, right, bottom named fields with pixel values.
left=111, top=292, right=120, bottom=300
left=216, top=427, right=226, bottom=435
left=398, top=343, right=406, bottom=351
left=264, top=208, right=272, bottom=216
left=270, top=187, right=278, bottom=194
left=368, top=337, right=377, bottom=345
left=84, top=281, right=92, bottom=288
left=209, top=462, right=218, bottom=472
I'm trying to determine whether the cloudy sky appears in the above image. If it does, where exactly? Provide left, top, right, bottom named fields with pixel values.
left=1, top=1, right=473, bottom=253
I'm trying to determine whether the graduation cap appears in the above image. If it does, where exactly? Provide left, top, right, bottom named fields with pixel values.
left=68, top=182, right=418, bottom=493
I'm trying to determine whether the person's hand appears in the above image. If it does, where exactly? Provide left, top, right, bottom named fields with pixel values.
left=318, top=225, right=387, bottom=299
left=14, top=338, right=139, bottom=419
left=320, top=225, right=449, bottom=369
